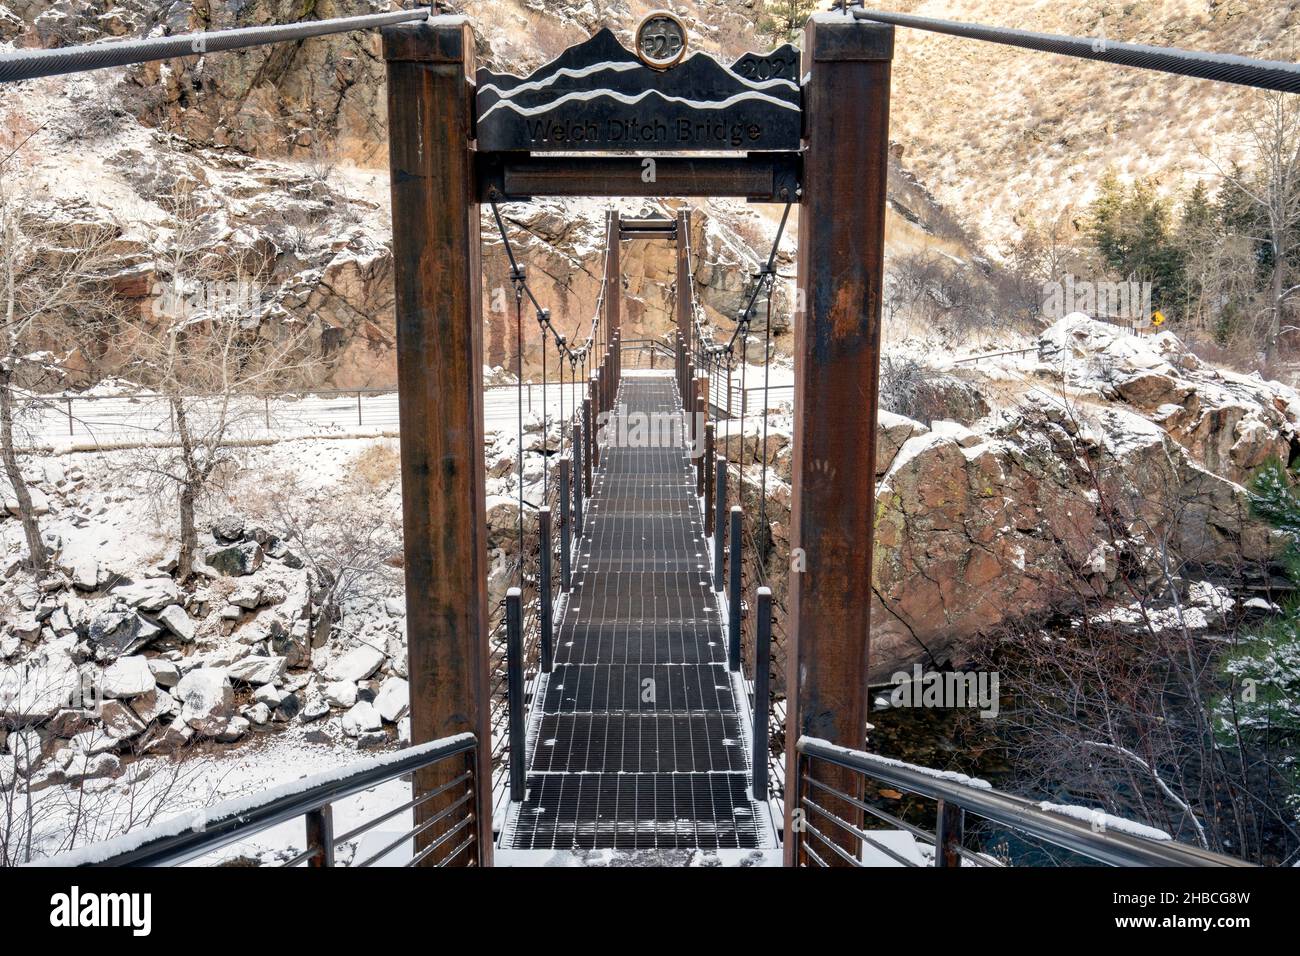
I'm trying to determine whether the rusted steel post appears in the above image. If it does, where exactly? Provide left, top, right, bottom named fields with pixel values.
left=606, top=211, right=621, bottom=395
left=704, top=422, right=715, bottom=537
left=305, top=805, right=335, bottom=868
left=539, top=505, right=553, bottom=673
left=784, top=14, right=894, bottom=868
left=696, top=374, right=709, bottom=496
left=753, top=587, right=772, bottom=802
left=676, top=209, right=691, bottom=403
left=383, top=15, right=491, bottom=867
left=610, top=330, right=620, bottom=407
left=582, top=397, right=593, bottom=495
left=935, top=799, right=965, bottom=868
left=728, top=504, right=742, bottom=671
left=572, top=422, right=583, bottom=540
left=713, top=455, right=727, bottom=592
left=559, top=460, right=571, bottom=592
left=506, top=587, right=525, bottom=802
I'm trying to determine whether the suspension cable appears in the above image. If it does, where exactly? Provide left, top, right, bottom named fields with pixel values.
left=759, top=266, right=775, bottom=544
left=848, top=5, right=1300, bottom=94
left=511, top=266, right=526, bottom=589
left=0, top=8, right=430, bottom=85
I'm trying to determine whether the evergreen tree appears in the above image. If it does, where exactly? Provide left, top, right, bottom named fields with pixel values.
left=1085, top=173, right=1186, bottom=314
left=1216, top=460, right=1300, bottom=813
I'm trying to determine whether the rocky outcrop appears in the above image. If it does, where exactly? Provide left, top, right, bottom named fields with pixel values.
left=746, top=318, right=1296, bottom=684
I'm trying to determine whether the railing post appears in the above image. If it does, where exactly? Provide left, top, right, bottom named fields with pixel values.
left=704, top=422, right=715, bottom=538
left=714, top=455, right=727, bottom=592
left=583, top=394, right=594, bottom=489
left=383, top=15, right=492, bottom=867
left=935, top=799, right=965, bottom=868
left=784, top=13, right=894, bottom=868
left=305, top=805, right=335, bottom=868
left=753, top=587, right=772, bottom=802
left=539, top=505, right=553, bottom=673
left=506, top=587, right=525, bottom=803
left=559, top=457, right=572, bottom=592
left=696, top=374, right=708, bottom=497
left=728, top=504, right=742, bottom=671
left=572, top=422, right=584, bottom=540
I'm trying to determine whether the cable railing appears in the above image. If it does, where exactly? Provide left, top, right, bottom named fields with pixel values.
left=791, top=736, right=1254, bottom=868
left=33, top=732, right=481, bottom=867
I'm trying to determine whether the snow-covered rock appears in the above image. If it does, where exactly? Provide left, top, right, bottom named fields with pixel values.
left=341, top=700, right=381, bottom=737
left=175, top=668, right=234, bottom=737
left=322, top=679, right=358, bottom=708
left=206, top=541, right=264, bottom=577
left=99, top=655, right=156, bottom=698
left=147, top=658, right=181, bottom=687
left=110, top=577, right=181, bottom=612
left=156, top=604, right=195, bottom=642
left=374, top=677, right=409, bottom=724
left=325, top=645, right=385, bottom=683
left=227, top=654, right=287, bottom=686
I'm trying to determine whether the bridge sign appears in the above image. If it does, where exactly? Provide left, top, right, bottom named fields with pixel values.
left=475, top=26, right=801, bottom=152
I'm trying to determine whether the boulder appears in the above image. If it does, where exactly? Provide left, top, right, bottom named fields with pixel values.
left=87, top=609, right=160, bottom=660
left=68, top=554, right=100, bottom=591
left=273, top=692, right=300, bottom=722
left=227, top=654, right=287, bottom=686
left=253, top=684, right=285, bottom=707
left=144, top=716, right=194, bottom=754
left=147, top=658, right=181, bottom=688
left=98, top=699, right=147, bottom=740
left=0, top=652, right=80, bottom=718
left=99, top=656, right=156, bottom=698
left=129, top=689, right=177, bottom=725
left=322, top=680, right=358, bottom=709
left=374, top=677, right=409, bottom=724
left=111, top=577, right=181, bottom=612
left=157, top=605, right=196, bottom=642
left=216, top=716, right=250, bottom=743
left=206, top=541, right=264, bottom=577
left=175, top=668, right=234, bottom=737
left=341, top=700, right=381, bottom=737
left=212, top=514, right=246, bottom=544
left=324, top=645, right=385, bottom=683
left=228, top=582, right=263, bottom=609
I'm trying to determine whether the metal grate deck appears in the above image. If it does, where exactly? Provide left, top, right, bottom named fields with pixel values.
left=506, top=376, right=764, bottom=851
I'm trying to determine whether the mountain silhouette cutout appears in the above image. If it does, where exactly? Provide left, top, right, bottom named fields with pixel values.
left=476, top=29, right=802, bottom=152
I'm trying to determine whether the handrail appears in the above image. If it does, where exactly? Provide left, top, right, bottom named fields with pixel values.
left=33, top=732, right=478, bottom=868
left=795, top=736, right=1253, bottom=867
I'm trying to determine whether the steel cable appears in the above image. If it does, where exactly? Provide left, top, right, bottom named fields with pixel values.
left=0, top=8, right=430, bottom=84
left=850, top=6, right=1300, bottom=93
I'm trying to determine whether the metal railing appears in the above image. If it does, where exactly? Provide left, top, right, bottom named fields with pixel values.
left=34, top=732, right=481, bottom=867
left=792, top=736, right=1254, bottom=868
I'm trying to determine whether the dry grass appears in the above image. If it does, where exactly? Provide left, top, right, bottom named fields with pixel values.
left=880, top=0, right=1296, bottom=250
left=349, top=441, right=400, bottom=490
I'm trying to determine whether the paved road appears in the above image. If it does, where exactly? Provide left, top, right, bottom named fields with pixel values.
left=10, top=384, right=589, bottom=450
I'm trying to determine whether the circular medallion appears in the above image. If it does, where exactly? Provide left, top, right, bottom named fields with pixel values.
left=635, top=11, right=688, bottom=70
